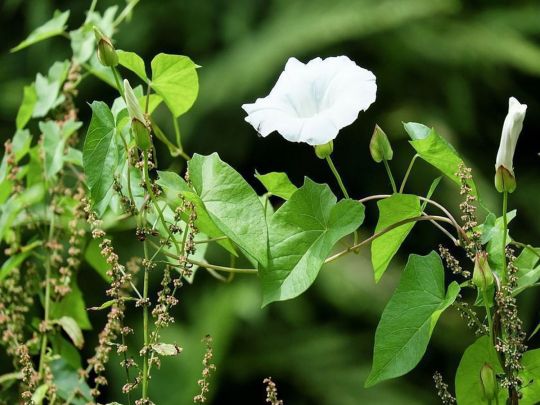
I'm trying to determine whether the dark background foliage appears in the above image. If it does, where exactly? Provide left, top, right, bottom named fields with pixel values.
left=1, top=0, right=539, bottom=403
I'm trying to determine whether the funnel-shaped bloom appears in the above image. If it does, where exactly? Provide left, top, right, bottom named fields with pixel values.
left=496, top=97, right=527, bottom=176
left=242, top=56, right=376, bottom=146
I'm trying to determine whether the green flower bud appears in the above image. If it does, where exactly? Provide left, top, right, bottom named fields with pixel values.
left=480, top=363, right=497, bottom=401
left=314, top=141, right=334, bottom=159
left=132, top=118, right=152, bottom=151
left=494, top=165, right=516, bottom=193
left=472, top=251, right=494, bottom=292
left=93, top=27, right=118, bottom=67
left=369, top=124, right=393, bottom=163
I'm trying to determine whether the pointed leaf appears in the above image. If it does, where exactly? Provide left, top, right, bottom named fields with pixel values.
left=405, top=122, right=476, bottom=194
left=151, top=53, right=198, bottom=117
left=255, top=171, right=297, bottom=200
left=16, top=85, right=37, bottom=129
left=83, top=101, right=120, bottom=214
left=366, top=252, right=460, bottom=387
left=371, top=194, right=421, bottom=282
left=261, top=178, right=365, bottom=306
left=118, top=50, right=148, bottom=81
left=187, top=153, right=268, bottom=265
left=11, top=10, right=70, bottom=52
left=55, top=316, right=84, bottom=349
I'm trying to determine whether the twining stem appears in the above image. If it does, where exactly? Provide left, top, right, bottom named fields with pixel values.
left=399, top=154, right=419, bottom=193
left=501, top=190, right=509, bottom=284
left=325, top=215, right=453, bottom=263
left=325, top=155, right=359, bottom=247
left=382, top=159, right=397, bottom=194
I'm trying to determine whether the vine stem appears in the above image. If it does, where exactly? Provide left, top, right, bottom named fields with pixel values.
left=171, top=113, right=190, bottom=161
left=141, top=152, right=151, bottom=400
left=501, top=191, right=508, bottom=284
left=399, top=154, right=419, bottom=193
left=382, top=159, right=397, bottom=193
left=325, top=155, right=359, bottom=247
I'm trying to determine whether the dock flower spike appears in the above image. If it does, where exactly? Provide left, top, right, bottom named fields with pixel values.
left=495, top=97, right=527, bottom=193
left=242, top=56, right=376, bottom=146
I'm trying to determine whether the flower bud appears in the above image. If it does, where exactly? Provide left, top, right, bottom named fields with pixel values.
left=314, top=141, right=334, bottom=159
left=132, top=118, right=152, bottom=151
left=369, top=124, right=393, bottom=163
left=93, top=27, right=118, bottom=67
left=480, top=363, right=497, bottom=401
left=494, top=165, right=516, bottom=193
left=472, top=251, right=494, bottom=292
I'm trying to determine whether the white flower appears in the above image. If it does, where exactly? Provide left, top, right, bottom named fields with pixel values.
left=495, top=97, right=527, bottom=176
left=242, top=56, right=376, bottom=146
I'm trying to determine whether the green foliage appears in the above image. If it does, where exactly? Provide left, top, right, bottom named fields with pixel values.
left=151, top=53, right=199, bottom=117
left=32, top=61, right=70, bottom=119
left=455, top=336, right=506, bottom=404
left=50, top=359, right=92, bottom=404
left=255, top=171, right=298, bottom=200
left=261, top=179, right=365, bottom=305
left=118, top=50, right=148, bottom=81
left=11, top=10, right=70, bottom=52
left=83, top=101, right=120, bottom=215
left=366, top=252, right=459, bottom=387
left=371, top=194, right=421, bottom=282
left=404, top=122, right=476, bottom=193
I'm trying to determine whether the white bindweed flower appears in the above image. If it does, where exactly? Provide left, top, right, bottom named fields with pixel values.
left=242, top=56, right=376, bottom=146
left=495, top=97, right=527, bottom=176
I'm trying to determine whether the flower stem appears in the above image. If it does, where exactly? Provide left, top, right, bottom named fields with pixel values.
left=399, top=154, right=419, bottom=193
left=383, top=159, right=397, bottom=194
left=325, top=155, right=359, bottom=247
left=111, top=67, right=125, bottom=101
left=171, top=113, right=190, bottom=161
left=141, top=152, right=151, bottom=401
left=502, top=191, right=508, bottom=284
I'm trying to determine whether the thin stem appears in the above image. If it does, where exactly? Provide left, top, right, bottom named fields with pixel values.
left=502, top=191, right=508, bottom=284
left=325, top=155, right=358, bottom=247
left=325, top=215, right=453, bottom=264
left=383, top=159, right=397, bottom=194
left=399, top=154, right=419, bottom=193
left=85, top=0, right=98, bottom=23
left=141, top=154, right=150, bottom=400
left=111, top=67, right=125, bottom=100
left=171, top=114, right=190, bottom=161
left=325, top=155, right=350, bottom=199
left=194, top=236, right=228, bottom=245
left=113, top=0, right=140, bottom=27
left=482, top=289, right=495, bottom=351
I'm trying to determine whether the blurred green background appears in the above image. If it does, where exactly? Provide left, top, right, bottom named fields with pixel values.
left=1, top=0, right=540, bottom=403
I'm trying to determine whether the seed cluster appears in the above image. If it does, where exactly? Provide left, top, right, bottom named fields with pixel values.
left=433, top=371, right=456, bottom=404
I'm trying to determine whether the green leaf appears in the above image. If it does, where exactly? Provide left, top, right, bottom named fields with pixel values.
left=50, top=335, right=82, bottom=370
left=255, top=171, right=298, bottom=200
left=118, top=50, right=148, bottom=81
left=16, top=85, right=37, bottom=129
left=0, top=185, right=45, bottom=242
left=513, top=246, right=540, bottom=295
left=485, top=210, right=516, bottom=274
left=70, top=6, right=117, bottom=64
left=455, top=336, right=506, bottom=404
left=31, top=384, right=49, bottom=405
left=371, top=194, right=421, bottom=282
left=83, top=101, right=120, bottom=214
left=11, top=10, right=70, bottom=52
left=40, top=120, right=82, bottom=179
left=520, top=349, right=540, bottom=405
left=152, top=343, right=182, bottom=356
left=50, top=358, right=92, bottom=405
left=366, top=252, right=460, bottom=387
left=156, top=170, right=190, bottom=206
left=421, top=176, right=442, bottom=210
left=261, top=178, right=365, bottom=306
left=33, top=60, right=70, bottom=118
left=404, top=122, right=476, bottom=194
left=0, top=129, right=31, bottom=184
left=50, top=281, right=91, bottom=330
left=187, top=153, right=268, bottom=265
left=0, top=251, right=32, bottom=282
left=151, top=53, right=199, bottom=117
left=55, top=316, right=84, bottom=349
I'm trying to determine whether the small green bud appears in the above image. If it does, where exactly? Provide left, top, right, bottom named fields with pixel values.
left=472, top=251, right=494, bottom=292
left=494, top=165, right=516, bottom=193
left=93, top=27, right=118, bottom=67
left=132, top=118, right=152, bottom=151
left=314, top=141, right=334, bottom=159
left=480, top=363, right=497, bottom=401
left=369, top=124, right=393, bottom=163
